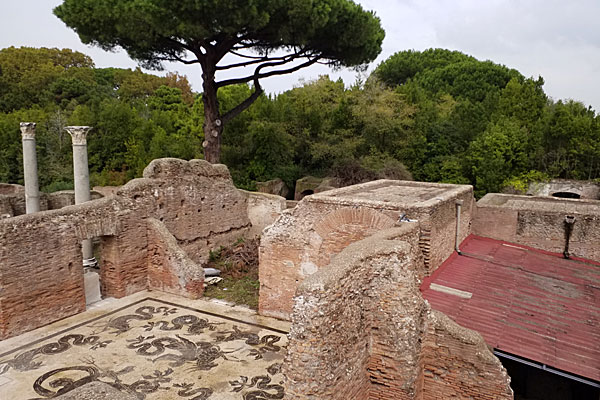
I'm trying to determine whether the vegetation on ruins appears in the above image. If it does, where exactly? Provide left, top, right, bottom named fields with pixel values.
left=0, top=47, right=599, bottom=198
left=54, top=0, right=384, bottom=163
left=203, top=238, right=260, bottom=309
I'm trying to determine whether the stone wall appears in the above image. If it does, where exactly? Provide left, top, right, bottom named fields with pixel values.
left=0, top=184, right=103, bottom=218
left=0, top=159, right=251, bottom=339
left=421, top=311, right=513, bottom=400
left=284, top=225, right=512, bottom=399
left=240, top=190, right=287, bottom=238
left=147, top=218, right=204, bottom=298
left=473, top=193, right=600, bottom=262
left=527, top=179, right=600, bottom=199
left=259, top=180, right=473, bottom=320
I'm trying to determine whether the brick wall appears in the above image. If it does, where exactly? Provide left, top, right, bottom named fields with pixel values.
left=473, top=194, right=600, bottom=262
left=0, top=159, right=250, bottom=339
left=421, top=311, right=513, bottom=400
left=147, top=218, right=204, bottom=298
left=284, top=225, right=513, bottom=399
left=0, top=208, right=89, bottom=338
left=259, top=180, right=474, bottom=320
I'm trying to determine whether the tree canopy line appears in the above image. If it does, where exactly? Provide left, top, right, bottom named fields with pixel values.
left=0, top=46, right=598, bottom=197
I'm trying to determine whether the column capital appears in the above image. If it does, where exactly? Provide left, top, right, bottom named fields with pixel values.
left=65, top=126, right=92, bottom=145
left=20, top=122, right=37, bottom=140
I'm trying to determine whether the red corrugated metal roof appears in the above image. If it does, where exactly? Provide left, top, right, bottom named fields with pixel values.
left=421, top=235, right=600, bottom=382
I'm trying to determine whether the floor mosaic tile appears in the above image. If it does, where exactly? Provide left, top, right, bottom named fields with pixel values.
left=0, top=297, right=288, bottom=399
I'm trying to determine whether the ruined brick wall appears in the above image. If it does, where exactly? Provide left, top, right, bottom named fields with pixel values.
left=473, top=194, right=600, bottom=262
left=259, top=202, right=399, bottom=320
left=422, top=189, right=473, bottom=269
left=142, top=159, right=250, bottom=264
left=0, top=197, right=126, bottom=338
left=0, top=201, right=112, bottom=339
left=0, top=159, right=251, bottom=339
left=284, top=225, right=513, bottom=400
left=421, top=310, right=513, bottom=400
left=284, top=225, right=424, bottom=400
left=259, top=180, right=473, bottom=320
left=84, top=159, right=250, bottom=298
left=240, top=190, right=287, bottom=238
left=0, top=215, right=84, bottom=339
left=147, top=218, right=204, bottom=298
left=0, top=185, right=102, bottom=217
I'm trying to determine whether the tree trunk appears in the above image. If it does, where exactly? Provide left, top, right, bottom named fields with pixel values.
left=202, top=68, right=223, bottom=164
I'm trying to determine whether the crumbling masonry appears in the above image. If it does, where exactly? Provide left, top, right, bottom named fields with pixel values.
left=11, top=158, right=591, bottom=398
left=0, top=159, right=251, bottom=339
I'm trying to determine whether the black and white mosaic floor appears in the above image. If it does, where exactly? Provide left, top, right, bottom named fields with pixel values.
left=0, top=297, right=288, bottom=399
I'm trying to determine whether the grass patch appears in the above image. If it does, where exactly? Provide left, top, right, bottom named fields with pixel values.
left=203, top=238, right=260, bottom=309
left=204, top=277, right=260, bottom=309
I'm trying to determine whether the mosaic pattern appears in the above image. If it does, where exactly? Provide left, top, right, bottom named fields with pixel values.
left=0, top=298, right=287, bottom=399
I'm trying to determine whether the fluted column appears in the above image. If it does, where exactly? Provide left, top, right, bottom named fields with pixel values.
left=66, top=126, right=95, bottom=266
left=20, top=122, right=40, bottom=213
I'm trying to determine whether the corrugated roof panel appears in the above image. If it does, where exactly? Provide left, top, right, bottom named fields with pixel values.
left=421, top=235, right=600, bottom=382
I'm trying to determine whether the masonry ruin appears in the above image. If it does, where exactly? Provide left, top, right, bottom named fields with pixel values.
left=259, top=180, right=473, bottom=320
left=1, top=146, right=599, bottom=398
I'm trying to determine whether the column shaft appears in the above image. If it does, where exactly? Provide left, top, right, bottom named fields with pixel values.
left=72, top=144, right=91, bottom=204
left=20, top=122, right=40, bottom=213
left=66, top=126, right=94, bottom=264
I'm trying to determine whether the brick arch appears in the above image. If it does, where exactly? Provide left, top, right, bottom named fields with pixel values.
left=313, top=208, right=396, bottom=267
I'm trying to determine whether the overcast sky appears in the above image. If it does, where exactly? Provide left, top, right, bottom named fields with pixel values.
left=1, top=0, right=598, bottom=110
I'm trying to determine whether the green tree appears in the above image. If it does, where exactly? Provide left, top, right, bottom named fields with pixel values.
left=55, top=0, right=385, bottom=163
left=0, top=47, right=93, bottom=112
left=540, top=100, right=600, bottom=179
left=467, top=118, right=529, bottom=197
left=374, top=48, right=474, bottom=86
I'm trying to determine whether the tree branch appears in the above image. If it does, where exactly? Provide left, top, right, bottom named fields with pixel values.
left=215, top=54, right=319, bottom=88
left=216, top=52, right=299, bottom=71
left=155, top=55, right=200, bottom=65
left=229, top=50, right=267, bottom=60
left=222, top=79, right=264, bottom=124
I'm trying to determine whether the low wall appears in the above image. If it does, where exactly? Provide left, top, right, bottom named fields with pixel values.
left=0, top=186, right=103, bottom=218
left=0, top=159, right=251, bottom=339
left=473, top=194, right=600, bottom=262
left=284, top=225, right=512, bottom=399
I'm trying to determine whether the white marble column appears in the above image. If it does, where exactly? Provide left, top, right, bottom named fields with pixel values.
left=66, top=126, right=96, bottom=267
left=20, top=122, right=40, bottom=213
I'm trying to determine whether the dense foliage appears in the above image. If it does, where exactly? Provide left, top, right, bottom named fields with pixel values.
left=1, top=47, right=598, bottom=197
left=54, top=0, right=384, bottom=163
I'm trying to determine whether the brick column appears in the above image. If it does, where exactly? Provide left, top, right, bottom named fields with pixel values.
left=20, top=122, right=40, bottom=213
left=66, top=126, right=96, bottom=267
